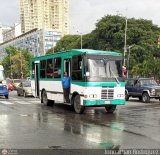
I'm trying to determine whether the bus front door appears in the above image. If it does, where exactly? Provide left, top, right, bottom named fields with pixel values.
left=35, top=62, right=40, bottom=97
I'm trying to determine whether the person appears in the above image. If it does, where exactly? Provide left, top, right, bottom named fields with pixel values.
left=122, top=66, right=127, bottom=77
left=62, top=71, right=71, bottom=103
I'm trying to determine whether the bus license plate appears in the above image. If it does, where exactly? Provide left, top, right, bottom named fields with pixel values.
left=105, top=101, right=110, bottom=104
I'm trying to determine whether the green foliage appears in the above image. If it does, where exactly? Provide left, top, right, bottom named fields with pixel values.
left=53, top=15, right=160, bottom=78
left=1, top=46, right=33, bottom=79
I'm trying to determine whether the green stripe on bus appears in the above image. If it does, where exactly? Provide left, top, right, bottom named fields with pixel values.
left=72, top=81, right=125, bottom=87
left=83, top=99, right=125, bottom=106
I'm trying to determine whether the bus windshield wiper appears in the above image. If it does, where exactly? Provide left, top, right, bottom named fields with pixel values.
left=108, top=64, right=120, bottom=85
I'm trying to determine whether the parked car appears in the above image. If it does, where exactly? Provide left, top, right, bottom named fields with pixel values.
left=7, top=82, right=13, bottom=91
left=125, top=78, right=160, bottom=103
left=0, top=81, right=9, bottom=99
left=17, top=81, right=33, bottom=97
left=12, top=79, right=23, bottom=90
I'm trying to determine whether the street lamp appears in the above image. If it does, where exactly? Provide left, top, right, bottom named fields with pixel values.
left=10, top=53, right=13, bottom=79
left=76, top=30, right=83, bottom=49
left=124, top=18, right=128, bottom=66
left=127, top=45, right=135, bottom=78
left=20, top=50, right=23, bottom=79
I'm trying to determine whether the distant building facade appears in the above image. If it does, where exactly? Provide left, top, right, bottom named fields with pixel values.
left=0, top=29, right=62, bottom=61
left=2, top=23, right=22, bottom=42
left=0, top=25, right=11, bottom=43
left=20, top=0, right=69, bottom=35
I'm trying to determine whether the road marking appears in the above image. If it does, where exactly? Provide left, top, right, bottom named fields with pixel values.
left=16, top=101, right=31, bottom=104
left=0, top=101, right=14, bottom=105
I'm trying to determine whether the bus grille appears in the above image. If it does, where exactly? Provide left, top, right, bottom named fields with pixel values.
left=101, top=88, right=114, bottom=100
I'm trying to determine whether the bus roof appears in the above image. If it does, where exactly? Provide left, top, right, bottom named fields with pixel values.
left=32, top=49, right=122, bottom=61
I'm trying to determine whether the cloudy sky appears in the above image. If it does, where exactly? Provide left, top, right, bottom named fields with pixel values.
left=0, top=0, right=160, bottom=34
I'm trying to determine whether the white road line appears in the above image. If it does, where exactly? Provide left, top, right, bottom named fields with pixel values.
left=16, top=101, right=31, bottom=105
left=9, top=97, right=21, bottom=100
left=0, top=101, right=14, bottom=105
left=32, top=101, right=40, bottom=104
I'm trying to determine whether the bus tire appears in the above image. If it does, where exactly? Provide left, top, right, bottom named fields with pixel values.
left=105, top=105, right=117, bottom=113
left=73, top=95, right=85, bottom=114
left=42, top=90, right=49, bottom=106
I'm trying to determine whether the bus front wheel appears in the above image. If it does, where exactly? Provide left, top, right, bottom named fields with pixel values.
left=105, top=105, right=117, bottom=113
left=74, top=95, right=85, bottom=114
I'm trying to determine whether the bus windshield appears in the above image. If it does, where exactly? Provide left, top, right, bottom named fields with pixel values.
left=87, top=59, right=122, bottom=81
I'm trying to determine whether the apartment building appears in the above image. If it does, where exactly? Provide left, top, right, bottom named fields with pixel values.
left=20, top=0, right=69, bottom=35
left=0, top=28, right=62, bottom=61
left=2, top=23, right=22, bottom=42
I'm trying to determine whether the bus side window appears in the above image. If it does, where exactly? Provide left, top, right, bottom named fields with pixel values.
left=54, top=58, right=61, bottom=78
left=40, top=60, right=46, bottom=78
left=72, top=55, right=82, bottom=81
left=46, top=59, right=53, bottom=78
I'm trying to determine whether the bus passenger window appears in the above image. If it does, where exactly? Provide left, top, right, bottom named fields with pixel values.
left=72, top=55, right=82, bottom=81
left=40, top=60, right=46, bottom=78
left=54, top=58, right=61, bottom=78
left=46, top=59, right=53, bottom=78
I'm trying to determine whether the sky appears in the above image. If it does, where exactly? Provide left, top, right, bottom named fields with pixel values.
left=0, top=0, right=160, bottom=34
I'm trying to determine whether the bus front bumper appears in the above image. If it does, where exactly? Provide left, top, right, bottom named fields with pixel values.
left=83, top=99, right=125, bottom=106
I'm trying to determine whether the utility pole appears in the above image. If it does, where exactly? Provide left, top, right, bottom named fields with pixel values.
left=20, top=50, right=23, bottom=79
left=127, top=45, right=134, bottom=78
left=124, top=18, right=127, bottom=66
left=80, top=32, right=82, bottom=49
left=75, top=29, right=83, bottom=49
left=10, top=53, right=13, bottom=79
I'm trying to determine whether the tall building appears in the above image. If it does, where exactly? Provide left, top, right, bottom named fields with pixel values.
left=20, top=0, right=69, bottom=35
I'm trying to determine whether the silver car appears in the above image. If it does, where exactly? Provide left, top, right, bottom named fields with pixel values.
left=17, top=81, right=33, bottom=97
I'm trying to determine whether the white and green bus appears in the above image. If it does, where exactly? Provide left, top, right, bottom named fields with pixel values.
left=30, top=49, right=125, bottom=114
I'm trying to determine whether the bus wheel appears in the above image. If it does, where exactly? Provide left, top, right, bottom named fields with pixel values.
left=42, top=90, right=49, bottom=106
left=105, top=105, right=117, bottom=113
left=74, top=95, right=85, bottom=114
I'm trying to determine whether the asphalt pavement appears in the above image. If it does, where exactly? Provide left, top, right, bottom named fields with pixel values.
left=0, top=91, right=160, bottom=154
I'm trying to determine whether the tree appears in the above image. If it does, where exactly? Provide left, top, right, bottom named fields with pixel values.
left=1, top=47, right=33, bottom=79
left=47, top=15, right=160, bottom=78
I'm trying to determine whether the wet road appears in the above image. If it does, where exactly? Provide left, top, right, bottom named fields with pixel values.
left=0, top=91, right=160, bottom=151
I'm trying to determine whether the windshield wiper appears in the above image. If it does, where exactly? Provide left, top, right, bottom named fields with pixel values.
left=103, top=58, right=120, bottom=84
left=108, top=60, right=120, bottom=84
left=109, top=67, right=120, bottom=85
